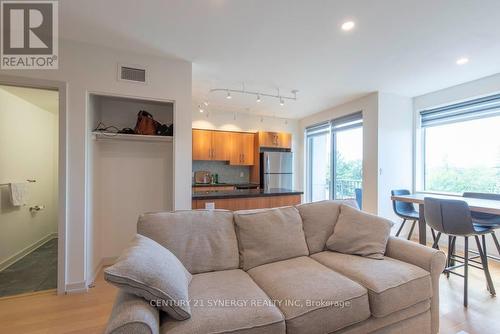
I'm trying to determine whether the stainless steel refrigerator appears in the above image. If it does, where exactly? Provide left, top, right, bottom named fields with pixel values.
left=260, top=151, right=293, bottom=190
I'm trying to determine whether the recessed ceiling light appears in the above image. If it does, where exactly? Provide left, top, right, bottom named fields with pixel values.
left=341, top=21, right=355, bottom=31
left=456, top=57, right=469, bottom=65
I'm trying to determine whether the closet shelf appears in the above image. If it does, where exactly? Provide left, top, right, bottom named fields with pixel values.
left=92, top=132, right=173, bottom=143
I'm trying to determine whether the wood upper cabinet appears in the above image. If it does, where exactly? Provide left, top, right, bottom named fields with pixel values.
left=192, top=129, right=231, bottom=161
left=193, top=129, right=254, bottom=164
left=192, top=129, right=212, bottom=160
left=211, top=131, right=231, bottom=161
left=258, top=131, right=292, bottom=149
left=229, top=132, right=255, bottom=165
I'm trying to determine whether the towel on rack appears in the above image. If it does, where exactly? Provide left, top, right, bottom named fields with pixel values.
left=9, top=182, right=30, bottom=206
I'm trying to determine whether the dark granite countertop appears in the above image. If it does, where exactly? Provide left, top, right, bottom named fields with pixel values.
left=192, top=188, right=304, bottom=200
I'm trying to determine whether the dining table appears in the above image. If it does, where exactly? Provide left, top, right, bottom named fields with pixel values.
left=390, top=192, right=500, bottom=245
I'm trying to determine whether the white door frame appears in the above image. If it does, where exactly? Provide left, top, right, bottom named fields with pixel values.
left=0, top=74, right=67, bottom=295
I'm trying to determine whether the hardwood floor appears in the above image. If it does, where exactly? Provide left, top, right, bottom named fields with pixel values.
left=0, top=257, right=499, bottom=333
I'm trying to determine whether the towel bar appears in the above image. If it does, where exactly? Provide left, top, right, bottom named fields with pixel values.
left=0, top=179, right=36, bottom=187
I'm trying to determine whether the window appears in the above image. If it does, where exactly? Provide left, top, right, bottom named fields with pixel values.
left=420, top=94, right=500, bottom=194
left=305, top=112, right=363, bottom=203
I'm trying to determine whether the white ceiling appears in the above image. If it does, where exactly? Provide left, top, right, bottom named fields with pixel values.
left=0, top=85, right=59, bottom=114
left=60, top=0, right=500, bottom=119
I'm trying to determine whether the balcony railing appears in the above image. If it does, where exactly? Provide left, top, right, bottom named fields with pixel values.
left=335, top=179, right=362, bottom=200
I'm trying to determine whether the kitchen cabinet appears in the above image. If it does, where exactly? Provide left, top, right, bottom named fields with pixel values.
left=192, top=194, right=302, bottom=211
left=192, top=129, right=231, bottom=161
left=193, top=185, right=235, bottom=192
left=230, top=132, right=255, bottom=165
left=258, top=131, right=292, bottom=149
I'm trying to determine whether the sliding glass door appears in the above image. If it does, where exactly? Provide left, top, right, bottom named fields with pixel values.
left=332, top=122, right=363, bottom=200
left=305, top=124, right=331, bottom=202
left=305, top=113, right=363, bottom=205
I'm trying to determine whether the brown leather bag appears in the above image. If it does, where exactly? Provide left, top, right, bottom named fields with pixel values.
left=134, top=110, right=158, bottom=135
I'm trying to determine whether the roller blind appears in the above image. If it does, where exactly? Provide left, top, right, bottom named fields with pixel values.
left=420, top=93, right=500, bottom=128
left=331, top=111, right=363, bottom=131
left=305, top=121, right=330, bottom=136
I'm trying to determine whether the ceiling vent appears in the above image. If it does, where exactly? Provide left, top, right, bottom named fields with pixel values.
left=118, top=64, right=147, bottom=84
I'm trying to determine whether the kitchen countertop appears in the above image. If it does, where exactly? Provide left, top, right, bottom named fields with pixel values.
left=192, top=188, right=304, bottom=200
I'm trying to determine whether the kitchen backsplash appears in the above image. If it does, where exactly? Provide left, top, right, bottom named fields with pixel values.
left=192, top=161, right=250, bottom=184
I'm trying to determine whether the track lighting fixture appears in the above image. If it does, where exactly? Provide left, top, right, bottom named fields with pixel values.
left=198, top=105, right=204, bottom=113
left=210, top=87, right=298, bottom=106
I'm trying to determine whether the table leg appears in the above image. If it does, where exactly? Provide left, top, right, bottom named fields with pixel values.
left=418, top=203, right=426, bottom=245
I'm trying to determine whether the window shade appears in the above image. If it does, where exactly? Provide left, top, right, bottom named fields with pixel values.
left=331, top=111, right=363, bottom=131
left=305, top=122, right=330, bottom=136
left=420, top=93, right=500, bottom=128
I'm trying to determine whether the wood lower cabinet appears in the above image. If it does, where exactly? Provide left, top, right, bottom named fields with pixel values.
left=192, top=195, right=302, bottom=211
left=192, top=186, right=235, bottom=192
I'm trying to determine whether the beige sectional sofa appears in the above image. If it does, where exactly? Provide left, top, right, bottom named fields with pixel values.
left=105, top=200, right=446, bottom=334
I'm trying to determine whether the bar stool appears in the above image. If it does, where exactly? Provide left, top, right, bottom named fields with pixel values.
left=424, top=197, right=496, bottom=307
left=391, top=189, right=419, bottom=240
left=463, top=192, right=500, bottom=258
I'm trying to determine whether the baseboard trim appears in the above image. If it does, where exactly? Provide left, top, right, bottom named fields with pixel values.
left=65, top=281, right=88, bottom=294
left=0, top=232, right=58, bottom=272
left=87, top=256, right=117, bottom=288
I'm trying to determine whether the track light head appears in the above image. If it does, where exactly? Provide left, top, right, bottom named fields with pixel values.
left=203, top=101, right=209, bottom=106
left=280, top=98, right=284, bottom=106
left=256, top=94, right=261, bottom=103
left=226, top=91, right=232, bottom=99
left=198, top=105, right=204, bottom=113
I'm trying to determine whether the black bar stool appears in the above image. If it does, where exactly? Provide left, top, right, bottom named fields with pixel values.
left=424, top=197, right=496, bottom=307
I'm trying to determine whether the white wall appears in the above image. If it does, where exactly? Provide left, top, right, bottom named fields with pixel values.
left=414, top=72, right=500, bottom=111
left=377, top=93, right=413, bottom=220
left=192, top=110, right=301, bottom=189
left=0, top=40, right=192, bottom=291
left=299, top=93, right=379, bottom=214
left=0, top=87, right=58, bottom=268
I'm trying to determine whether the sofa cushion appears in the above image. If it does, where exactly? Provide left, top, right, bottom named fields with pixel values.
left=105, top=290, right=159, bottom=334
left=248, top=256, right=370, bottom=334
left=311, top=251, right=432, bottom=318
left=104, top=235, right=192, bottom=320
left=296, top=200, right=358, bottom=254
left=137, top=210, right=239, bottom=274
left=160, top=269, right=285, bottom=334
left=234, top=206, right=309, bottom=271
left=326, top=205, right=393, bottom=259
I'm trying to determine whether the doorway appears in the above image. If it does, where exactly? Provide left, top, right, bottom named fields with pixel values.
left=0, top=83, right=61, bottom=297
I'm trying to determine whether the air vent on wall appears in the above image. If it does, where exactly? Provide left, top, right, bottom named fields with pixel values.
left=118, top=64, right=147, bottom=83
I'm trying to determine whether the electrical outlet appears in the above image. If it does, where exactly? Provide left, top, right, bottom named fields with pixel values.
left=205, top=202, right=215, bottom=210
left=240, top=172, right=244, bottom=178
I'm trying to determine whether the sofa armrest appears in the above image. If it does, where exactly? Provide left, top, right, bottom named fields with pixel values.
left=105, top=290, right=160, bottom=334
left=385, top=236, right=446, bottom=334
left=385, top=236, right=446, bottom=276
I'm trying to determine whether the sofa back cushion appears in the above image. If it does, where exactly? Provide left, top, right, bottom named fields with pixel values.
left=234, top=206, right=309, bottom=271
left=296, top=200, right=358, bottom=254
left=326, top=204, right=394, bottom=259
left=137, top=210, right=239, bottom=274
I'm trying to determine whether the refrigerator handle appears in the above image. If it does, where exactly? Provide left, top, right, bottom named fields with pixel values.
left=265, top=154, right=270, bottom=173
